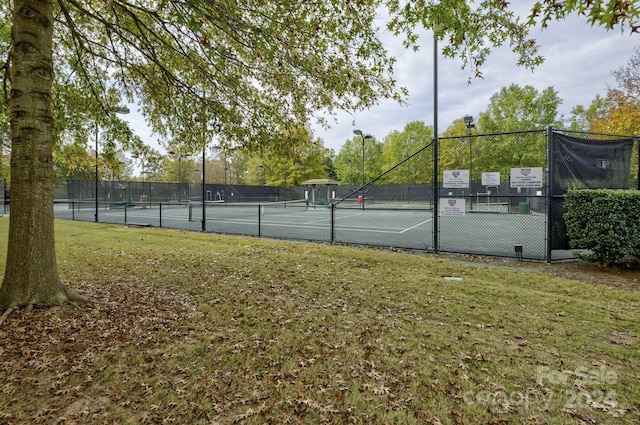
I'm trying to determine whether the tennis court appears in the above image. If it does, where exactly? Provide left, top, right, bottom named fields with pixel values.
left=50, top=128, right=637, bottom=262
left=55, top=199, right=548, bottom=260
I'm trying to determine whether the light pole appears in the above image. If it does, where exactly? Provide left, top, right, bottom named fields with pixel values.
left=213, top=144, right=236, bottom=186
left=259, top=165, right=265, bottom=185
left=168, top=152, right=190, bottom=183
left=433, top=26, right=439, bottom=253
left=463, top=115, right=475, bottom=210
left=353, top=129, right=372, bottom=209
left=201, top=119, right=221, bottom=232
left=95, top=106, right=129, bottom=222
left=202, top=147, right=206, bottom=231
left=168, top=152, right=191, bottom=203
left=211, top=144, right=226, bottom=185
left=94, top=124, right=99, bottom=222
left=284, top=162, right=287, bottom=203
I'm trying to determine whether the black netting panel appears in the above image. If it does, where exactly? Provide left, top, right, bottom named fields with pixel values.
left=550, top=132, right=637, bottom=250
left=552, top=133, right=635, bottom=194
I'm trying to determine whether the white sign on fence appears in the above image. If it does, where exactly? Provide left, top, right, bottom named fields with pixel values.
left=443, top=170, right=469, bottom=188
left=482, top=172, right=501, bottom=186
left=439, top=198, right=466, bottom=216
left=510, top=167, right=543, bottom=188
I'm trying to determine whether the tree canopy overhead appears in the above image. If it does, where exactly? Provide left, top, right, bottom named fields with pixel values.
left=387, top=0, right=639, bottom=80
left=2, top=1, right=638, bottom=151
left=43, top=0, right=405, bottom=153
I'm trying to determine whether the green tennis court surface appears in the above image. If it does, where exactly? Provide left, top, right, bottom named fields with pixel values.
left=55, top=200, right=548, bottom=259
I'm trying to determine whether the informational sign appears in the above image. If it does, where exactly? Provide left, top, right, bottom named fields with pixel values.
left=482, top=172, right=501, bottom=186
left=510, top=167, right=543, bottom=188
left=439, top=198, right=465, bottom=216
left=443, top=170, right=469, bottom=188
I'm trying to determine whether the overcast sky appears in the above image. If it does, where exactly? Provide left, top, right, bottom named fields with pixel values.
left=124, top=11, right=639, bottom=161
left=311, top=13, right=638, bottom=152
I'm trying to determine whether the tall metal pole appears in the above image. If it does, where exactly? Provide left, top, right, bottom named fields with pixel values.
left=361, top=134, right=365, bottom=210
left=201, top=88, right=206, bottom=231
left=202, top=147, right=206, bottom=232
left=94, top=124, right=99, bottom=222
left=95, top=106, right=129, bottom=222
left=353, top=129, right=366, bottom=210
left=469, top=127, right=472, bottom=188
left=464, top=115, right=475, bottom=211
left=169, top=152, right=190, bottom=199
left=469, top=124, right=472, bottom=210
left=546, top=126, right=554, bottom=263
left=224, top=153, right=228, bottom=185
left=432, top=30, right=439, bottom=253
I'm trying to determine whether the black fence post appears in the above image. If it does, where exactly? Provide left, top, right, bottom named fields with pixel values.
left=433, top=135, right=439, bottom=254
left=637, top=137, right=640, bottom=190
left=432, top=33, right=439, bottom=254
left=330, top=203, right=335, bottom=243
left=546, top=126, right=554, bottom=263
left=258, top=204, right=261, bottom=237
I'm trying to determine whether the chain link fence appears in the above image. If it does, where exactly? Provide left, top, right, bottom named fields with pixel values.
left=47, top=128, right=639, bottom=262
left=434, top=130, right=549, bottom=259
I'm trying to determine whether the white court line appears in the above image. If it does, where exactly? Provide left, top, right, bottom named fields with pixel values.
left=303, top=215, right=345, bottom=225
left=260, top=212, right=404, bottom=231
left=101, top=211, right=192, bottom=222
left=215, top=218, right=424, bottom=234
left=400, top=219, right=433, bottom=233
left=101, top=209, right=432, bottom=234
left=304, top=212, right=430, bottom=231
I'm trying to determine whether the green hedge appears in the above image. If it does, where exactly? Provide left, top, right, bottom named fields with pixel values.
left=564, top=189, right=640, bottom=266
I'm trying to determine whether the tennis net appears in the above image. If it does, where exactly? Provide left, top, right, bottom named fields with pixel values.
left=191, top=199, right=310, bottom=221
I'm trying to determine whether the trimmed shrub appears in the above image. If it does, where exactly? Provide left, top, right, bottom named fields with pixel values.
left=564, top=189, right=640, bottom=267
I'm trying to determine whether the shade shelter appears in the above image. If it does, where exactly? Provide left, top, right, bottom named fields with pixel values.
left=301, top=178, right=340, bottom=206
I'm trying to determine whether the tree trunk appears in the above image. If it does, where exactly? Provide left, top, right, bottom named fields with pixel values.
left=0, top=0, right=75, bottom=309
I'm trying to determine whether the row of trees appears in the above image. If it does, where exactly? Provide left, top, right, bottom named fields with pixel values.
left=42, top=63, right=639, bottom=189
left=93, top=72, right=636, bottom=188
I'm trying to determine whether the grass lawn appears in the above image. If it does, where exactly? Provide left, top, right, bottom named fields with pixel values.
left=0, top=218, right=638, bottom=424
